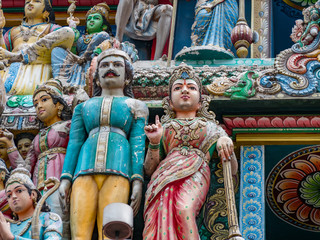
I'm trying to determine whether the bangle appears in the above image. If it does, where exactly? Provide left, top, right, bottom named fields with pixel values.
left=7, top=146, right=17, bottom=154
left=148, top=143, right=160, bottom=150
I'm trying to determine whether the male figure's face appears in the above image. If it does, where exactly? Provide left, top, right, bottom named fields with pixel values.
left=25, top=0, right=45, bottom=20
left=87, top=13, right=105, bottom=34
left=98, top=55, right=126, bottom=90
left=6, top=183, right=35, bottom=215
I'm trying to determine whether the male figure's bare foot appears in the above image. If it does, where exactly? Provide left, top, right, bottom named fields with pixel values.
left=0, top=47, right=23, bottom=63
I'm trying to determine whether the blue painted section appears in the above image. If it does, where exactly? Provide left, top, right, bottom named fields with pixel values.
left=240, top=146, right=265, bottom=240
left=272, top=0, right=303, bottom=57
left=173, top=0, right=196, bottom=57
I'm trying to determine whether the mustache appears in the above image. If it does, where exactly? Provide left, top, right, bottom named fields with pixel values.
left=102, top=70, right=120, bottom=78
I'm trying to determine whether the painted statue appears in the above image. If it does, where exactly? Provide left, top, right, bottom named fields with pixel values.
left=0, top=166, right=62, bottom=240
left=15, top=133, right=35, bottom=160
left=191, top=0, right=238, bottom=50
left=0, top=140, right=10, bottom=169
left=143, top=64, right=238, bottom=239
left=0, top=0, right=74, bottom=95
left=0, top=159, right=11, bottom=219
left=59, top=46, right=148, bottom=239
left=51, top=3, right=112, bottom=89
left=115, top=0, right=172, bottom=59
left=0, top=79, right=72, bottom=239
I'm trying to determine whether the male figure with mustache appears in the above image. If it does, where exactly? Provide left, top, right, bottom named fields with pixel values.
left=59, top=47, right=148, bottom=239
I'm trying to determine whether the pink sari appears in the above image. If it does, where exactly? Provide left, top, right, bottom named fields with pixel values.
left=143, top=118, right=227, bottom=240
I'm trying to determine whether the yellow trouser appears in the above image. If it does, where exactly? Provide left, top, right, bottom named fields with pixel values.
left=70, top=174, right=130, bottom=240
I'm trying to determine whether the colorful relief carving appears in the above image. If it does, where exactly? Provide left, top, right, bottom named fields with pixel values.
left=224, top=71, right=258, bottom=100
left=176, top=0, right=238, bottom=61
left=143, top=64, right=239, bottom=239
left=259, top=1, right=320, bottom=96
left=59, top=44, right=148, bottom=239
left=115, top=0, right=173, bottom=60
left=266, top=145, right=320, bottom=232
left=51, top=3, right=112, bottom=89
left=0, top=166, right=63, bottom=239
left=0, top=0, right=75, bottom=95
left=223, top=115, right=320, bottom=132
left=240, top=146, right=265, bottom=240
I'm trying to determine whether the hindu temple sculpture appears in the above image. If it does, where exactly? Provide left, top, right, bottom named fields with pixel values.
left=14, top=133, right=35, bottom=160
left=0, top=0, right=74, bottom=95
left=0, top=79, right=72, bottom=239
left=0, top=159, right=11, bottom=219
left=115, top=0, right=173, bottom=59
left=143, top=64, right=238, bottom=239
left=51, top=3, right=113, bottom=89
left=59, top=45, right=148, bottom=239
left=0, top=166, right=62, bottom=239
left=259, top=0, right=320, bottom=97
left=191, top=0, right=238, bottom=49
left=0, top=140, right=9, bottom=169
left=175, top=0, right=239, bottom=61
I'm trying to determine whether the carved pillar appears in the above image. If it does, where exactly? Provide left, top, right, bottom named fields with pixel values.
left=240, top=146, right=265, bottom=240
left=251, top=0, right=272, bottom=58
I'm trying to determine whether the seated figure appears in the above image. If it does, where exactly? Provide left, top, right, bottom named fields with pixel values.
left=0, top=0, right=74, bottom=95
left=51, top=3, right=112, bottom=89
left=0, top=165, right=62, bottom=239
left=115, top=0, right=173, bottom=59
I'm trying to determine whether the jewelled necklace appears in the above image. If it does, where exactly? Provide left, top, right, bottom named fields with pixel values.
left=19, top=22, right=48, bottom=42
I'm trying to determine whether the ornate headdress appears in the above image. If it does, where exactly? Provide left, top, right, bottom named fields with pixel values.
left=168, top=63, right=203, bottom=96
left=86, top=3, right=110, bottom=21
left=5, top=165, right=40, bottom=196
left=33, top=79, right=63, bottom=99
left=0, top=159, right=9, bottom=175
left=96, top=39, right=139, bottom=65
left=161, top=63, right=216, bottom=124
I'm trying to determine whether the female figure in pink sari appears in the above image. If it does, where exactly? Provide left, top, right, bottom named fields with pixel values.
left=143, top=63, right=238, bottom=239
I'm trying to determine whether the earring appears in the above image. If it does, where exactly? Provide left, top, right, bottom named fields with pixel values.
left=43, top=11, right=49, bottom=23
left=124, top=80, right=130, bottom=86
left=33, top=197, right=37, bottom=208
left=58, top=106, right=63, bottom=118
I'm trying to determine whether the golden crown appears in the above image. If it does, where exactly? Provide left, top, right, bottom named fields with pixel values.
left=86, top=3, right=110, bottom=21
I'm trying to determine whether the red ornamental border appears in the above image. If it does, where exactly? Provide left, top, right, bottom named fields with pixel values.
left=223, top=116, right=320, bottom=129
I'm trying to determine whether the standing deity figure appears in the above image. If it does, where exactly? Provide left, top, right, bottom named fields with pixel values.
left=0, top=79, right=72, bottom=239
left=59, top=46, right=148, bottom=239
left=51, top=3, right=112, bottom=88
left=143, top=64, right=238, bottom=239
left=0, top=166, right=62, bottom=240
left=191, top=0, right=238, bottom=50
left=115, top=0, right=173, bottom=59
left=0, top=0, right=75, bottom=95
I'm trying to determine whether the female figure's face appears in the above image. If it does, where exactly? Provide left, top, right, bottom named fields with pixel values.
left=0, top=141, right=8, bottom=161
left=86, top=13, right=105, bottom=34
left=170, top=79, right=200, bottom=114
left=33, top=91, right=62, bottom=126
left=17, top=138, right=32, bottom=160
left=25, top=0, right=46, bottom=20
